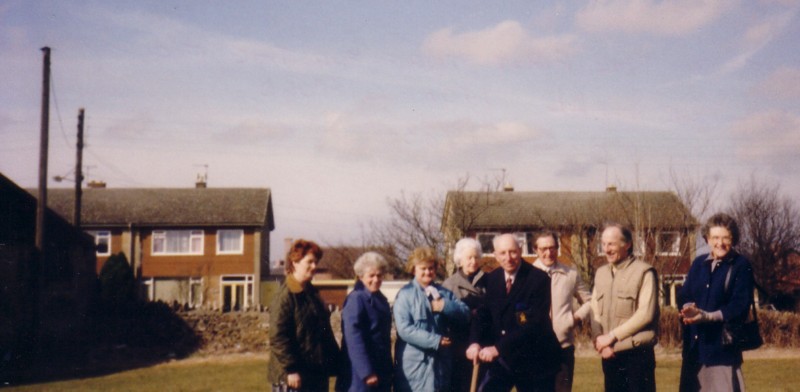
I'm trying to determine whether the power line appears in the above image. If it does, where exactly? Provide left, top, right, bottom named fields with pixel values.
left=48, top=67, right=73, bottom=150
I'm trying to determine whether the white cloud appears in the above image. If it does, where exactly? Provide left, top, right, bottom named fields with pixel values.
left=719, top=10, right=796, bottom=74
left=731, top=110, right=800, bottom=173
left=422, top=20, right=577, bottom=66
left=575, top=0, right=734, bottom=36
left=88, top=7, right=330, bottom=74
left=316, top=114, right=546, bottom=171
left=755, top=66, right=800, bottom=99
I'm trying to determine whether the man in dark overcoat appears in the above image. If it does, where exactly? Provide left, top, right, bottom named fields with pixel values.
left=467, top=234, right=561, bottom=392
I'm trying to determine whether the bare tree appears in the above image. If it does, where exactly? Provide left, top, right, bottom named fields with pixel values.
left=318, top=243, right=403, bottom=280
left=668, top=169, right=721, bottom=224
left=555, top=187, right=699, bottom=296
left=366, top=190, right=444, bottom=279
left=366, top=174, right=504, bottom=277
left=728, top=176, right=800, bottom=303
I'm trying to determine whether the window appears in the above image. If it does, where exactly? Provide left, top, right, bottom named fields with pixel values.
left=141, top=277, right=154, bottom=301
left=595, top=233, right=605, bottom=256
left=88, top=230, right=111, bottom=256
left=220, top=275, right=254, bottom=312
left=189, top=277, right=204, bottom=308
left=152, top=230, right=204, bottom=255
left=217, top=229, right=244, bottom=254
left=634, top=231, right=646, bottom=257
left=514, top=232, right=531, bottom=256
left=477, top=232, right=499, bottom=256
left=657, top=231, right=681, bottom=256
left=476, top=232, right=533, bottom=256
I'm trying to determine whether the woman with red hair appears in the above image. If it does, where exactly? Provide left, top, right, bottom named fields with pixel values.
left=268, top=239, right=341, bottom=391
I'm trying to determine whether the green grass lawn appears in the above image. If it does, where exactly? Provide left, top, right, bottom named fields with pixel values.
left=6, top=355, right=800, bottom=391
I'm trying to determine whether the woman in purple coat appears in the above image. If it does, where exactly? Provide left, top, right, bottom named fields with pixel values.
left=336, top=252, right=393, bottom=392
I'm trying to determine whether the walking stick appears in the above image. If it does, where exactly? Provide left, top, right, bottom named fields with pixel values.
left=470, top=359, right=480, bottom=392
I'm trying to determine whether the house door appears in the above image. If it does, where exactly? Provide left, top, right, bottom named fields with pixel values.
left=220, top=275, right=254, bottom=312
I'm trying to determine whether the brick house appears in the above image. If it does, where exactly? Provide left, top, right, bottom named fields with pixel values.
left=441, top=187, right=699, bottom=307
left=44, top=183, right=274, bottom=311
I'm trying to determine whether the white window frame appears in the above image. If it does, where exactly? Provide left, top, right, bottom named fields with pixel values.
left=634, top=231, right=646, bottom=257
left=656, top=231, right=681, bottom=256
left=476, top=232, right=500, bottom=256
left=189, top=277, right=204, bottom=308
left=89, top=230, right=111, bottom=256
left=216, top=229, right=244, bottom=255
left=142, top=277, right=155, bottom=301
left=514, top=232, right=532, bottom=256
left=152, top=229, right=204, bottom=256
left=596, top=232, right=606, bottom=256
left=220, top=274, right=255, bottom=311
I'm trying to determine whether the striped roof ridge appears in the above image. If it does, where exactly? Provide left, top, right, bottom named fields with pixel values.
left=444, top=190, right=697, bottom=230
left=38, top=187, right=274, bottom=228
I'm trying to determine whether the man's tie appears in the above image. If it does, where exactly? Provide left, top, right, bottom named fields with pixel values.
left=506, top=277, right=512, bottom=294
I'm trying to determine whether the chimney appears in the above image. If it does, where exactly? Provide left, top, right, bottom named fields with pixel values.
left=606, top=185, right=617, bottom=192
left=195, top=173, right=207, bottom=189
left=87, top=180, right=106, bottom=189
left=284, top=237, right=294, bottom=254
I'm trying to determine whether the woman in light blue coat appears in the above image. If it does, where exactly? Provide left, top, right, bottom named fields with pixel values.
left=393, top=247, right=470, bottom=392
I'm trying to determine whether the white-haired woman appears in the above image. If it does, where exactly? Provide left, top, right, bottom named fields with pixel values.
left=336, top=252, right=393, bottom=392
left=442, top=238, right=487, bottom=392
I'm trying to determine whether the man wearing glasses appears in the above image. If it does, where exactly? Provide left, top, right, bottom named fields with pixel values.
left=532, top=230, right=592, bottom=392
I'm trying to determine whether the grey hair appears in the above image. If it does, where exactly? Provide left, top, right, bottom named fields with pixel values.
left=702, top=213, right=740, bottom=246
left=353, top=251, right=388, bottom=278
left=453, top=238, right=482, bottom=267
left=601, top=222, right=633, bottom=245
left=493, top=233, right=520, bottom=250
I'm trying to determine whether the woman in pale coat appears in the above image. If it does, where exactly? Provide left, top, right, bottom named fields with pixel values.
left=393, top=247, right=470, bottom=392
left=442, top=238, right=487, bottom=391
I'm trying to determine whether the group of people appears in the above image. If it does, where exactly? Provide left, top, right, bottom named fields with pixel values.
left=268, top=212, right=756, bottom=392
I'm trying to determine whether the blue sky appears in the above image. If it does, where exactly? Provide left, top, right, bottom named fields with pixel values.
left=2, top=1, right=799, bottom=260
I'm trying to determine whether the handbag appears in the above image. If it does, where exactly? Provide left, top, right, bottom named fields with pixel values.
left=721, top=301, right=762, bottom=351
left=721, top=265, right=763, bottom=351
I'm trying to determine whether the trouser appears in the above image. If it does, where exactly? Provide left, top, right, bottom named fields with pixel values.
left=601, top=346, right=655, bottom=392
left=554, top=346, right=575, bottom=392
left=478, top=357, right=556, bottom=392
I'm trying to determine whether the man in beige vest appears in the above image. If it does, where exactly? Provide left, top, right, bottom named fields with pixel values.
left=591, top=223, right=658, bottom=392
left=532, top=230, right=591, bottom=392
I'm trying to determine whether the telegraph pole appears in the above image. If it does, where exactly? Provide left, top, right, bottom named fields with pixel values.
left=30, top=46, right=51, bottom=360
left=75, top=108, right=84, bottom=228
left=36, top=47, right=51, bottom=252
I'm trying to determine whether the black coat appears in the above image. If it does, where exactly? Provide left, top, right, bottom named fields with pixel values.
left=470, top=261, right=561, bottom=378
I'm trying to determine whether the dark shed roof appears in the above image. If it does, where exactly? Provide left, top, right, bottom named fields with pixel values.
left=444, top=190, right=697, bottom=230
left=40, top=188, right=274, bottom=229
